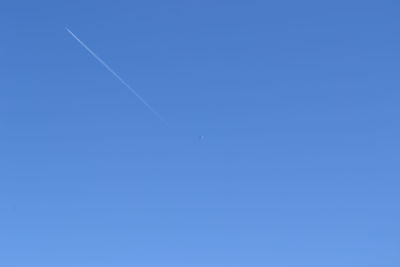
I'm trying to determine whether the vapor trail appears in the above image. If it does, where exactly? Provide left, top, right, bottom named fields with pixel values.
left=65, top=27, right=167, bottom=124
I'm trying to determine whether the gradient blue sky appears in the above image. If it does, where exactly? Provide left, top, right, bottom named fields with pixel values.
left=1, top=1, right=399, bottom=266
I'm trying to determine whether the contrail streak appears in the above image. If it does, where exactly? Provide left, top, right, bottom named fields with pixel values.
left=65, top=27, right=167, bottom=124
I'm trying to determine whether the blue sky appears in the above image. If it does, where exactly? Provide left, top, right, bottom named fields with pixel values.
left=1, top=0, right=399, bottom=266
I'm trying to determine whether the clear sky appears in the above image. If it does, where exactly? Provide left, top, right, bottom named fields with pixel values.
left=1, top=0, right=399, bottom=266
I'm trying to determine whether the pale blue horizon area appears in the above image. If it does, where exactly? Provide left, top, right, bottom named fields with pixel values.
left=1, top=1, right=399, bottom=266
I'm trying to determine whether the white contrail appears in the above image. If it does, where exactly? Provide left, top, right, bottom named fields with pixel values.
left=65, top=27, right=167, bottom=124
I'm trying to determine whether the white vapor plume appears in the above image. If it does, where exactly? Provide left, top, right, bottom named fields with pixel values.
left=65, top=27, right=167, bottom=124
